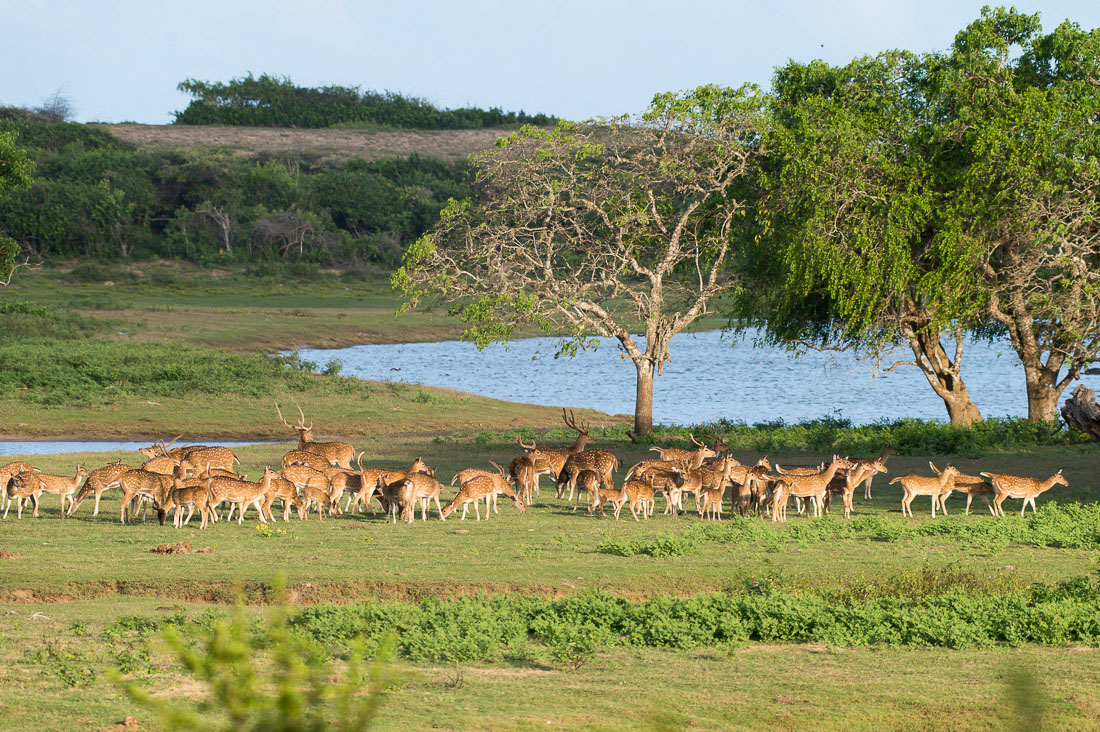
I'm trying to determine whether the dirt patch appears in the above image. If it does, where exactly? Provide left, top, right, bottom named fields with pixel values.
left=150, top=542, right=212, bottom=555
left=96, top=123, right=511, bottom=163
left=0, top=551, right=21, bottom=559
left=99, top=716, right=142, bottom=731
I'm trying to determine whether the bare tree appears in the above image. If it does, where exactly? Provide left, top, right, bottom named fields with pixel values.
left=394, top=86, right=767, bottom=434
left=34, top=89, right=74, bottom=123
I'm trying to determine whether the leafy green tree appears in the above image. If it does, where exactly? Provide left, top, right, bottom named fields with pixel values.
left=943, top=8, right=1100, bottom=421
left=394, top=86, right=766, bottom=435
left=0, top=130, right=33, bottom=283
left=749, top=6, right=1100, bottom=424
left=753, top=51, right=987, bottom=424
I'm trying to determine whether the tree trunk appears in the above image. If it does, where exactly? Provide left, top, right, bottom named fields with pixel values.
left=634, top=359, right=655, bottom=436
left=1024, top=366, right=1064, bottom=423
left=1061, top=384, right=1100, bottom=440
left=903, top=327, right=983, bottom=426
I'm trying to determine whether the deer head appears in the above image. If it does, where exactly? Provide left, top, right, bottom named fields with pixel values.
left=701, top=427, right=729, bottom=454
left=411, top=457, right=434, bottom=476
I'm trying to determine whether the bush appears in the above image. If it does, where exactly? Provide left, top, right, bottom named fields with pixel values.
left=174, top=73, right=556, bottom=130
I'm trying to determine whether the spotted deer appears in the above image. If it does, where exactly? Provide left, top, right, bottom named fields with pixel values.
left=555, top=449, right=618, bottom=507
left=67, top=461, right=131, bottom=517
left=442, top=474, right=525, bottom=520
left=276, top=402, right=355, bottom=469
left=617, top=477, right=657, bottom=521
left=930, top=462, right=994, bottom=516
left=774, top=456, right=852, bottom=518
left=4, top=471, right=43, bottom=519
left=32, top=464, right=89, bottom=517
left=853, top=445, right=900, bottom=499
left=138, top=436, right=211, bottom=461
left=261, top=469, right=300, bottom=522
left=980, top=470, right=1067, bottom=517
left=519, top=409, right=596, bottom=495
left=346, top=456, right=433, bottom=514
left=108, top=468, right=178, bottom=524
left=0, top=461, right=39, bottom=515
left=295, top=484, right=335, bottom=520
left=206, top=471, right=274, bottom=524
left=649, top=433, right=716, bottom=469
left=891, top=463, right=961, bottom=518
left=281, top=449, right=333, bottom=472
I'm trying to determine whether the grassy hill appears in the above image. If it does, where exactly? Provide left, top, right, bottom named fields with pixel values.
left=97, top=123, right=512, bottom=163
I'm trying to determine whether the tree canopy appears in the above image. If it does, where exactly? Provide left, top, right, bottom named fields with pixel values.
left=393, top=86, right=768, bottom=434
left=743, top=6, right=1100, bottom=423
left=0, top=129, right=33, bottom=283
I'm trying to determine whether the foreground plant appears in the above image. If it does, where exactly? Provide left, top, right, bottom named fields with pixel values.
left=112, top=577, right=391, bottom=730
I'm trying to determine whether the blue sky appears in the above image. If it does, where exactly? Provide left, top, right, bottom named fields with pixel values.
left=3, top=1, right=1099, bottom=124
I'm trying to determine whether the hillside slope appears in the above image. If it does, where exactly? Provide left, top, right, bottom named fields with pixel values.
left=96, top=123, right=510, bottom=162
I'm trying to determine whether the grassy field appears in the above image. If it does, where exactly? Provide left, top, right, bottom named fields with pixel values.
left=1, top=438, right=1099, bottom=729
left=4, top=265, right=1100, bottom=729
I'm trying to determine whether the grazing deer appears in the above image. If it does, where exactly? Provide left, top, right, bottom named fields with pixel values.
left=108, top=468, right=178, bottom=524
left=773, top=456, right=852, bottom=518
left=555, top=449, right=618, bottom=506
left=980, top=470, right=1068, bottom=517
left=452, top=460, right=528, bottom=515
left=930, top=462, right=994, bottom=516
left=281, top=449, right=332, bottom=472
left=295, top=484, right=335, bottom=520
left=0, top=461, right=40, bottom=515
left=277, top=464, right=331, bottom=516
left=891, top=463, right=961, bottom=518
left=138, top=436, right=211, bottom=461
left=573, top=469, right=600, bottom=513
left=649, top=433, right=716, bottom=469
left=31, top=465, right=89, bottom=517
left=276, top=402, right=355, bottom=469
left=67, top=461, right=131, bottom=517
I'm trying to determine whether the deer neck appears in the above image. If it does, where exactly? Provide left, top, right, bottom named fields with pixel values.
left=937, top=470, right=956, bottom=492
left=1040, top=476, right=1060, bottom=494
left=821, top=461, right=842, bottom=484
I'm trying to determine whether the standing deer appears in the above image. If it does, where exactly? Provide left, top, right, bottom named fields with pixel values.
left=649, top=433, right=716, bottom=469
left=32, top=464, right=89, bottom=517
left=980, top=470, right=1068, bottom=517
left=555, top=449, right=619, bottom=507
left=852, top=445, right=900, bottom=499
left=0, top=461, right=39, bottom=515
left=773, top=456, right=853, bottom=518
left=138, top=436, right=211, bottom=461
left=891, top=463, right=961, bottom=518
left=930, top=462, right=994, bottom=516
left=276, top=402, right=355, bottom=469
left=5, top=471, right=43, bottom=519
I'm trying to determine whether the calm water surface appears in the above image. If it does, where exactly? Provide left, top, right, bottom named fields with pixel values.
left=294, top=330, right=1100, bottom=426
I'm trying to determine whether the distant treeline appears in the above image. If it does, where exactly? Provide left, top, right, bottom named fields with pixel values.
left=174, top=73, right=556, bottom=129
left=0, top=108, right=470, bottom=267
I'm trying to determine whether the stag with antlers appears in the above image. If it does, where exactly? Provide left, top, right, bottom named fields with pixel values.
left=275, top=402, right=355, bottom=469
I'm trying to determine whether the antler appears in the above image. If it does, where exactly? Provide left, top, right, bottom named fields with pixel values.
left=275, top=402, right=294, bottom=429
left=296, top=403, right=312, bottom=430
left=163, top=434, right=183, bottom=450
left=562, top=408, right=588, bottom=434
left=517, top=437, right=537, bottom=451
left=489, top=460, right=505, bottom=476
left=689, top=433, right=704, bottom=448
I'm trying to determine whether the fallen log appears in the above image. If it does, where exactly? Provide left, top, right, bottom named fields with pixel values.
left=1061, top=384, right=1100, bottom=441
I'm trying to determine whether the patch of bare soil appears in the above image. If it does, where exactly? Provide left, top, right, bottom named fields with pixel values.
left=0, top=551, right=21, bottom=559
left=97, top=123, right=511, bottom=162
left=150, top=542, right=212, bottom=555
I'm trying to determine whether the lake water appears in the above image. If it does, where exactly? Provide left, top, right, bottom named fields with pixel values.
left=0, top=440, right=264, bottom=457
left=294, top=330, right=1100, bottom=426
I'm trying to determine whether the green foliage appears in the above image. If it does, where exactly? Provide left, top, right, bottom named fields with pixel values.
left=26, top=644, right=95, bottom=688
left=0, top=113, right=471, bottom=267
left=598, top=503, right=1100, bottom=557
left=113, top=578, right=391, bottom=731
left=0, top=333, right=361, bottom=406
left=174, top=73, right=555, bottom=130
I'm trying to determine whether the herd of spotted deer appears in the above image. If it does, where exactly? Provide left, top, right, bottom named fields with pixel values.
left=0, top=405, right=1069, bottom=527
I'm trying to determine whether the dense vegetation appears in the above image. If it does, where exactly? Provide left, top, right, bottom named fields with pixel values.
left=0, top=108, right=470, bottom=267
left=175, top=73, right=555, bottom=129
